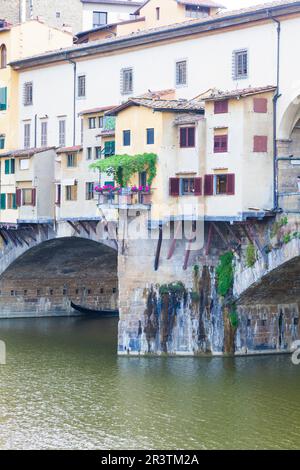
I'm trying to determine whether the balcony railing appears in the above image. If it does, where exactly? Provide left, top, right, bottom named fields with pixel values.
left=96, top=189, right=152, bottom=207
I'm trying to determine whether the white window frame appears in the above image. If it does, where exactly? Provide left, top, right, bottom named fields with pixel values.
left=77, top=74, right=86, bottom=99
left=121, top=67, right=133, bottom=95
left=19, top=158, right=30, bottom=170
left=23, top=82, right=33, bottom=106
left=41, top=121, right=48, bottom=147
left=24, top=122, right=31, bottom=149
left=232, top=49, right=249, bottom=80
left=58, top=119, right=66, bottom=147
left=175, top=59, right=188, bottom=88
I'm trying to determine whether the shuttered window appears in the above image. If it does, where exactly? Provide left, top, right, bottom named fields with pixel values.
left=169, top=177, right=180, bottom=196
left=253, top=98, right=268, bottom=113
left=67, top=153, right=76, bottom=167
left=4, top=159, right=15, bottom=174
left=214, top=100, right=228, bottom=114
left=146, top=128, right=154, bottom=145
left=66, top=185, right=77, bottom=201
left=77, top=75, right=86, bottom=98
left=104, top=141, right=115, bottom=157
left=56, top=184, right=61, bottom=205
left=7, top=193, right=17, bottom=209
left=0, top=44, right=7, bottom=69
left=253, top=135, right=268, bottom=152
left=176, top=60, right=187, bottom=86
left=86, top=182, right=94, bottom=200
left=204, top=174, right=235, bottom=196
left=121, top=68, right=133, bottom=95
left=123, top=130, right=131, bottom=146
left=180, top=127, right=195, bottom=148
left=41, top=121, right=48, bottom=147
left=169, top=177, right=202, bottom=196
left=88, top=117, right=96, bottom=129
left=0, top=86, right=7, bottom=110
left=59, top=120, right=66, bottom=147
left=214, top=134, right=228, bottom=153
left=21, top=188, right=36, bottom=206
left=0, top=193, right=6, bottom=209
left=24, top=123, right=31, bottom=148
left=23, top=82, right=33, bottom=106
left=0, top=135, right=4, bottom=149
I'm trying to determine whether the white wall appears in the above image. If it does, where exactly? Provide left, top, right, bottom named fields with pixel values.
left=82, top=1, right=140, bottom=30
left=19, top=19, right=279, bottom=150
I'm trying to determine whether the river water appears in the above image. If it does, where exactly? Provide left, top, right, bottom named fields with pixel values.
left=0, top=317, right=299, bottom=450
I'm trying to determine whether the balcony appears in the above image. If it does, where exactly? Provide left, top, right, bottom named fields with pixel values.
left=95, top=188, right=152, bottom=209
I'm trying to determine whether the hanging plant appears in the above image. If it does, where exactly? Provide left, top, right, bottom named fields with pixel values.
left=216, top=251, right=234, bottom=297
left=90, top=153, right=158, bottom=187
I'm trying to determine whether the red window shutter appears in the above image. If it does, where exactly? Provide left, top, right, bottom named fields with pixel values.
left=214, top=100, right=228, bottom=114
left=180, top=128, right=186, bottom=148
left=253, top=135, right=268, bottom=152
left=16, top=189, right=21, bottom=207
left=204, top=175, right=214, bottom=196
left=226, top=174, right=235, bottom=195
left=169, top=177, right=180, bottom=196
left=253, top=98, right=267, bottom=113
left=194, top=177, right=202, bottom=196
left=31, top=188, right=36, bottom=206
left=188, top=127, right=195, bottom=147
left=214, top=135, right=228, bottom=153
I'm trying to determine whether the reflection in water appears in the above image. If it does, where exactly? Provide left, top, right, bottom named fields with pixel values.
left=0, top=317, right=300, bottom=450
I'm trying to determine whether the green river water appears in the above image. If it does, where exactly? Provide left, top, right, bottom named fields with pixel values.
left=0, top=317, right=299, bottom=450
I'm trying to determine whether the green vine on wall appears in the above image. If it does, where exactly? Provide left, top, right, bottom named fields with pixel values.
left=246, top=243, right=257, bottom=268
left=90, top=153, right=158, bottom=187
left=216, top=252, right=234, bottom=297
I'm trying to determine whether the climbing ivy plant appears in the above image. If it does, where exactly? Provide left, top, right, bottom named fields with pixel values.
left=216, top=251, right=234, bottom=297
left=90, top=153, right=158, bottom=187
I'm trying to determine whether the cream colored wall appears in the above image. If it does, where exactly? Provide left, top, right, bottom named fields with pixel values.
left=57, top=150, right=99, bottom=220
left=0, top=157, right=17, bottom=224
left=136, top=0, right=192, bottom=30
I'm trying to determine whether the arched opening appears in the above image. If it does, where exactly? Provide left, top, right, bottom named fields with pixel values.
left=0, top=44, right=7, bottom=69
left=0, top=237, right=118, bottom=318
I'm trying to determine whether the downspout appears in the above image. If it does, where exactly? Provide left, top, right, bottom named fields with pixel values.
left=67, top=56, right=77, bottom=146
left=269, top=12, right=282, bottom=210
left=34, top=114, right=37, bottom=148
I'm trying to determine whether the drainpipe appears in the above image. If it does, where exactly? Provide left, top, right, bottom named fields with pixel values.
left=34, top=114, right=37, bottom=148
left=269, top=12, right=282, bottom=211
left=67, top=57, right=77, bottom=146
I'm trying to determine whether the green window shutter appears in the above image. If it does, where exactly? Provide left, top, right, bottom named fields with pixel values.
left=0, top=87, right=7, bottom=111
left=4, top=159, right=10, bottom=174
left=12, top=193, right=17, bottom=209
left=0, top=137, right=4, bottom=150
left=11, top=159, right=15, bottom=174
left=104, top=141, right=115, bottom=156
left=0, top=193, right=6, bottom=210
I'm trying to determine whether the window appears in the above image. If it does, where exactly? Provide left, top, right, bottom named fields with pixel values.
left=59, top=120, right=66, bottom=147
left=77, top=75, right=86, bottom=98
left=5, top=159, right=15, bottom=174
left=123, top=130, right=131, bottom=146
left=21, top=188, right=36, bottom=206
left=23, top=82, right=33, bottom=106
left=156, top=7, right=160, bottom=20
left=67, top=153, right=76, bottom=167
left=146, top=128, right=154, bottom=145
left=7, top=193, right=16, bottom=209
left=294, top=318, right=299, bottom=326
left=253, top=135, right=268, bottom=152
left=180, top=127, right=195, bottom=148
left=95, top=147, right=102, bottom=159
left=0, top=87, right=7, bottom=111
left=214, top=100, right=228, bottom=114
left=24, top=123, right=31, bottom=148
left=86, top=147, right=92, bottom=160
left=204, top=174, right=235, bottom=196
left=0, top=44, right=7, bottom=69
left=185, top=5, right=210, bottom=18
left=19, top=158, right=29, bottom=170
left=56, top=184, right=61, bottom=205
left=182, top=178, right=195, bottom=195
left=0, top=193, right=5, bottom=209
left=66, top=185, right=77, bottom=201
left=121, top=68, right=133, bottom=95
left=98, top=116, right=104, bottom=128
left=233, top=49, right=248, bottom=80
left=88, top=117, right=96, bottom=129
left=93, top=11, right=107, bottom=28
left=41, top=121, right=48, bottom=147
left=214, top=134, right=228, bottom=153
left=176, top=60, right=187, bottom=87
left=56, top=11, right=60, bottom=18
left=104, top=141, right=115, bottom=157
left=0, top=135, right=4, bottom=149
left=86, top=182, right=94, bottom=200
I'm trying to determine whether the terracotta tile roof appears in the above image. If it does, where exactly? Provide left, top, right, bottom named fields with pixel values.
left=200, top=85, right=277, bottom=101
left=173, top=113, right=205, bottom=125
left=107, top=97, right=204, bottom=115
left=97, top=129, right=116, bottom=137
left=78, top=105, right=116, bottom=116
left=136, top=89, right=176, bottom=99
left=0, top=147, right=56, bottom=158
left=56, top=145, right=83, bottom=154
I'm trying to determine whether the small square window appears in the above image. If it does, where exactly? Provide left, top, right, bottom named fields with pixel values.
left=214, top=134, right=228, bottom=153
left=180, top=127, right=195, bottom=148
left=214, top=100, right=228, bottom=114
